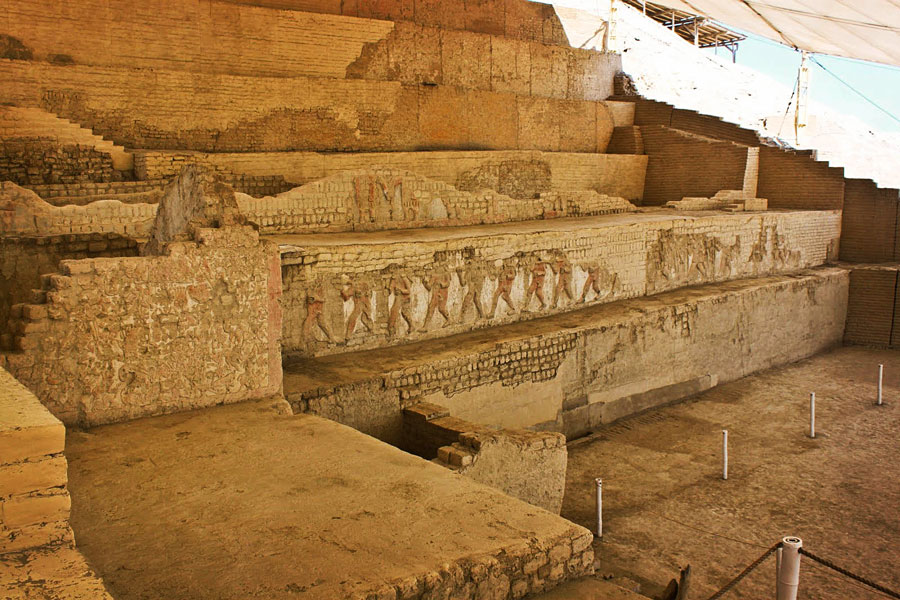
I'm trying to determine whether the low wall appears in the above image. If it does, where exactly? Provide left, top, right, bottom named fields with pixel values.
left=0, top=182, right=155, bottom=238
left=1, top=60, right=615, bottom=154
left=0, top=367, right=73, bottom=553
left=1, top=226, right=283, bottom=426
left=0, top=140, right=118, bottom=186
left=280, top=210, right=842, bottom=357
left=402, top=403, right=567, bottom=514
left=238, top=168, right=635, bottom=234
left=287, top=267, right=849, bottom=439
left=134, top=150, right=648, bottom=202
left=0, top=234, right=139, bottom=343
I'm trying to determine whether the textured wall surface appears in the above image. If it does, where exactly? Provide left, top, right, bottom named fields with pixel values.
left=238, top=169, right=636, bottom=234
left=840, top=179, right=900, bottom=263
left=0, top=234, right=138, bottom=343
left=0, top=0, right=614, bottom=101
left=0, top=367, right=73, bottom=553
left=0, top=182, right=155, bottom=238
left=288, top=268, right=849, bottom=439
left=844, top=267, right=898, bottom=347
left=0, top=60, right=617, bottom=154
left=134, top=149, right=648, bottom=202
left=280, top=210, right=842, bottom=357
left=758, top=147, right=846, bottom=211
left=2, top=226, right=283, bottom=426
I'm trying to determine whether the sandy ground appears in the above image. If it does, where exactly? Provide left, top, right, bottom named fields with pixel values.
left=563, top=346, right=900, bottom=599
left=65, top=398, right=588, bottom=600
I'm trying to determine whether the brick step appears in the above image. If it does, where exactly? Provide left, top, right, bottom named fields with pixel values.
left=0, top=106, right=133, bottom=171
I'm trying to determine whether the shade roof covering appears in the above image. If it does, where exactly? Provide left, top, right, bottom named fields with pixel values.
left=621, top=0, right=746, bottom=47
left=630, top=0, right=900, bottom=66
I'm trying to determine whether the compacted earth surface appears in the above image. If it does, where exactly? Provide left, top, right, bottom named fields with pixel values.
left=564, top=345, right=900, bottom=599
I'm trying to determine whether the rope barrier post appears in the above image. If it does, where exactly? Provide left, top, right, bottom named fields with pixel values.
left=775, top=546, right=783, bottom=598
left=878, top=364, right=884, bottom=406
left=722, top=430, right=728, bottom=480
left=776, top=537, right=802, bottom=600
left=595, top=478, right=603, bottom=538
left=809, top=392, right=815, bottom=438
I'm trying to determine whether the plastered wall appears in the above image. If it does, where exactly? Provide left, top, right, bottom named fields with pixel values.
left=2, top=226, right=283, bottom=427
left=134, top=150, right=648, bottom=202
left=281, top=210, right=842, bottom=357
left=291, top=268, right=849, bottom=439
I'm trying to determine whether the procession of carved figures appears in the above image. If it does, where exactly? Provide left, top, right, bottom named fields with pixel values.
left=301, top=251, right=621, bottom=345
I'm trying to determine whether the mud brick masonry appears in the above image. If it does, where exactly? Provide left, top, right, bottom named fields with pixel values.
left=1, top=0, right=900, bottom=598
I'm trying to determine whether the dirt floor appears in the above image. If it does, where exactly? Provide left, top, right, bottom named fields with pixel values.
left=563, top=345, right=900, bottom=599
left=65, top=397, right=589, bottom=600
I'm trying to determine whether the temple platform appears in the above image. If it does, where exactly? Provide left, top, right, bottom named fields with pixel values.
left=64, top=398, right=593, bottom=600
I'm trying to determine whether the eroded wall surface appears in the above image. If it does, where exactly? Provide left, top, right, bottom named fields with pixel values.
left=289, top=267, right=849, bottom=439
left=281, top=210, right=841, bottom=357
left=2, top=226, right=283, bottom=426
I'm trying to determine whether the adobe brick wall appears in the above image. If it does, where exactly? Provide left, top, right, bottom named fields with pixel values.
left=134, top=149, right=648, bottom=202
left=214, top=0, right=570, bottom=45
left=0, top=367, right=73, bottom=554
left=1, top=1, right=616, bottom=102
left=1, top=226, right=283, bottom=427
left=0, top=234, right=139, bottom=343
left=844, top=267, right=898, bottom=347
left=0, top=60, right=615, bottom=154
left=628, top=98, right=760, bottom=146
left=757, top=147, right=845, bottom=210
left=639, top=126, right=749, bottom=205
left=281, top=210, right=842, bottom=358
left=0, top=140, right=117, bottom=185
left=840, top=179, right=900, bottom=262
left=289, top=268, right=849, bottom=440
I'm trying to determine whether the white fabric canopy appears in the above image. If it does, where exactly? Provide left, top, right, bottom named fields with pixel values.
left=644, top=0, right=900, bottom=66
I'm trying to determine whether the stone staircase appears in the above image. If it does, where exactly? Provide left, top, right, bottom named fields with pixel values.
left=0, top=106, right=133, bottom=171
left=1, top=277, right=52, bottom=352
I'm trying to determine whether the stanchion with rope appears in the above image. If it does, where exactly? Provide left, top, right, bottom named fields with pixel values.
left=704, top=541, right=782, bottom=600
left=799, top=547, right=900, bottom=600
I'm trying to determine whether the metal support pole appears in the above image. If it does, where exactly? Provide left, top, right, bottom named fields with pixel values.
left=642, top=0, right=646, bottom=15
left=722, top=430, right=728, bottom=480
left=694, top=18, right=700, bottom=46
left=878, top=364, right=884, bottom=406
left=776, top=537, right=802, bottom=600
left=809, top=392, right=815, bottom=438
left=595, top=478, right=603, bottom=537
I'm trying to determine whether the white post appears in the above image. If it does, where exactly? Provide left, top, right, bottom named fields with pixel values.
left=809, top=392, right=815, bottom=438
left=795, top=51, right=811, bottom=146
left=878, top=364, right=884, bottom=406
left=776, top=537, right=802, bottom=600
left=595, top=478, right=603, bottom=537
left=722, top=430, right=728, bottom=480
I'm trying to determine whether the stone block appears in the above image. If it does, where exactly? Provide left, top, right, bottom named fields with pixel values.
left=0, top=456, right=67, bottom=498
left=1, top=492, right=70, bottom=529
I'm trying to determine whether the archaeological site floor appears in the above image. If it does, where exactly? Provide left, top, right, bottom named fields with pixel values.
left=63, top=398, right=592, bottom=600
left=563, top=346, right=900, bottom=599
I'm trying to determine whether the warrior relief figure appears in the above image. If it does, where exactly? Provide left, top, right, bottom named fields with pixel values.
left=420, top=269, right=452, bottom=331
left=490, top=259, right=518, bottom=317
left=386, top=267, right=414, bottom=337
left=523, top=257, right=550, bottom=312
left=457, top=262, right=486, bottom=322
left=579, top=263, right=618, bottom=303
left=340, top=278, right=374, bottom=338
left=302, top=284, right=334, bottom=342
left=551, top=252, right=574, bottom=308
